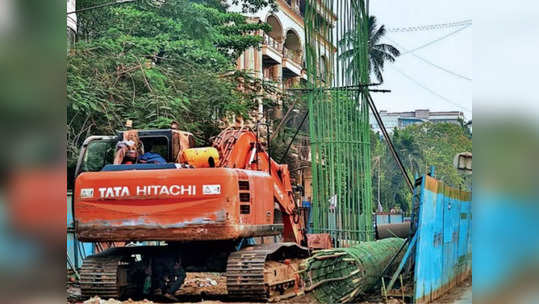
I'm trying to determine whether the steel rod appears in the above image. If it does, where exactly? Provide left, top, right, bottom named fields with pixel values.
left=279, top=110, right=309, bottom=164
left=365, top=92, right=414, bottom=193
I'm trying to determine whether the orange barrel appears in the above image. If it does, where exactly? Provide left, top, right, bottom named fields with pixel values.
left=181, top=147, right=220, bottom=168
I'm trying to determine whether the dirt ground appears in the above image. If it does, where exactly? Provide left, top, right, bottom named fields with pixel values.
left=69, top=274, right=471, bottom=304
left=176, top=273, right=227, bottom=296
left=74, top=292, right=388, bottom=304
left=432, top=277, right=472, bottom=304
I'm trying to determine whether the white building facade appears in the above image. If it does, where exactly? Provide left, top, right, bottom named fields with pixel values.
left=226, top=0, right=335, bottom=89
left=226, top=0, right=336, bottom=202
left=369, top=109, right=467, bottom=134
left=227, top=0, right=307, bottom=88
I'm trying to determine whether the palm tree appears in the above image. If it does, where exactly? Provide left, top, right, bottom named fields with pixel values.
left=339, top=16, right=400, bottom=83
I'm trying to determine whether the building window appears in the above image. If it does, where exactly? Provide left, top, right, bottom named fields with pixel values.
left=319, top=55, right=328, bottom=82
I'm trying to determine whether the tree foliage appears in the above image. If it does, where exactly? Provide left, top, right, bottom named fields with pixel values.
left=68, top=0, right=275, bottom=169
left=371, top=122, right=472, bottom=213
left=230, top=0, right=277, bottom=13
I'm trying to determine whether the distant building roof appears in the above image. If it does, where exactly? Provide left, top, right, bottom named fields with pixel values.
left=369, top=109, right=466, bottom=133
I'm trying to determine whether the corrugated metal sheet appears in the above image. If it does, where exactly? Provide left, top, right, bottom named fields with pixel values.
left=414, top=175, right=471, bottom=303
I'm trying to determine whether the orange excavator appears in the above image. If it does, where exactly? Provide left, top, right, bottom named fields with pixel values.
left=73, top=127, right=312, bottom=301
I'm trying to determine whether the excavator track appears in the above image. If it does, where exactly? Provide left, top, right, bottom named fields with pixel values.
left=226, top=249, right=269, bottom=300
left=80, top=254, right=125, bottom=299
left=226, top=243, right=309, bottom=302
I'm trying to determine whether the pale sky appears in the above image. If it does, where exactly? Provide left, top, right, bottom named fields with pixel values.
left=471, top=0, right=539, bottom=118
left=368, top=0, right=473, bottom=120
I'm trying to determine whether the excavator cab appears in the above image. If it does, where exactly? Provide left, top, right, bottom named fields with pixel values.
left=75, top=129, right=195, bottom=176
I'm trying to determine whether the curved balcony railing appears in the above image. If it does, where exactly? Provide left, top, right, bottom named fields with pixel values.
left=283, top=48, right=303, bottom=65
left=263, top=34, right=283, bottom=52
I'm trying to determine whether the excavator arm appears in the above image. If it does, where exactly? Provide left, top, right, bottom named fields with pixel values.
left=213, top=128, right=304, bottom=244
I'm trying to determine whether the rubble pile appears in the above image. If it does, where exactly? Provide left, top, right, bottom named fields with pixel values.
left=83, top=297, right=154, bottom=304
left=176, top=273, right=227, bottom=296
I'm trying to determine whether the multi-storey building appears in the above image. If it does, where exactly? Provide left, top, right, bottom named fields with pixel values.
left=228, top=0, right=305, bottom=89
left=227, top=0, right=336, bottom=89
left=369, top=109, right=467, bottom=134
left=226, top=0, right=337, bottom=202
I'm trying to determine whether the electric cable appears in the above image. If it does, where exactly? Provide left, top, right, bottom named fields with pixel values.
left=389, top=65, right=471, bottom=113
left=387, top=19, right=472, bottom=33
left=401, top=23, right=471, bottom=55
left=385, top=36, right=472, bottom=81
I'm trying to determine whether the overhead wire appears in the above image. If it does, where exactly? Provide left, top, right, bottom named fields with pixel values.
left=386, top=19, right=472, bottom=33
left=382, top=19, right=473, bottom=114
left=401, top=23, right=471, bottom=55
left=385, top=36, right=472, bottom=81
left=388, top=65, right=472, bottom=114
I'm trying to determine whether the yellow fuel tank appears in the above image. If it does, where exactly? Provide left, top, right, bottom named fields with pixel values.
left=181, top=147, right=220, bottom=168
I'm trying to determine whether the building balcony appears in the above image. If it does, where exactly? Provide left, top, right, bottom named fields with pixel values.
left=262, top=34, right=283, bottom=64
left=282, top=48, right=303, bottom=76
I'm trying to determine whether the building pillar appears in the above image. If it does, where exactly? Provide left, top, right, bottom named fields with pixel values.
left=67, top=0, right=77, bottom=49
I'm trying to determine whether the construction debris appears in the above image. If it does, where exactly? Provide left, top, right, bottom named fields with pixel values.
left=177, top=272, right=227, bottom=296
left=299, top=238, right=406, bottom=303
left=83, top=297, right=154, bottom=304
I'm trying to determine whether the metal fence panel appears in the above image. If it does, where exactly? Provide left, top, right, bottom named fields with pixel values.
left=67, top=192, right=93, bottom=269
left=414, top=175, right=472, bottom=303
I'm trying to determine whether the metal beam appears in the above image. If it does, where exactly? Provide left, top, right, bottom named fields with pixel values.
left=365, top=92, right=414, bottom=193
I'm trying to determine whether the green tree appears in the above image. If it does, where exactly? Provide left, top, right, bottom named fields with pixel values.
left=339, top=16, right=400, bottom=83
left=67, top=0, right=274, bottom=171
left=371, top=122, right=472, bottom=213
left=406, top=122, right=472, bottom=188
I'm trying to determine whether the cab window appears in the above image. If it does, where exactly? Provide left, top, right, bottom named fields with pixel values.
left=80, top=140, right=115, bottom=173
left=140, top=136, right=169, bottom=161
